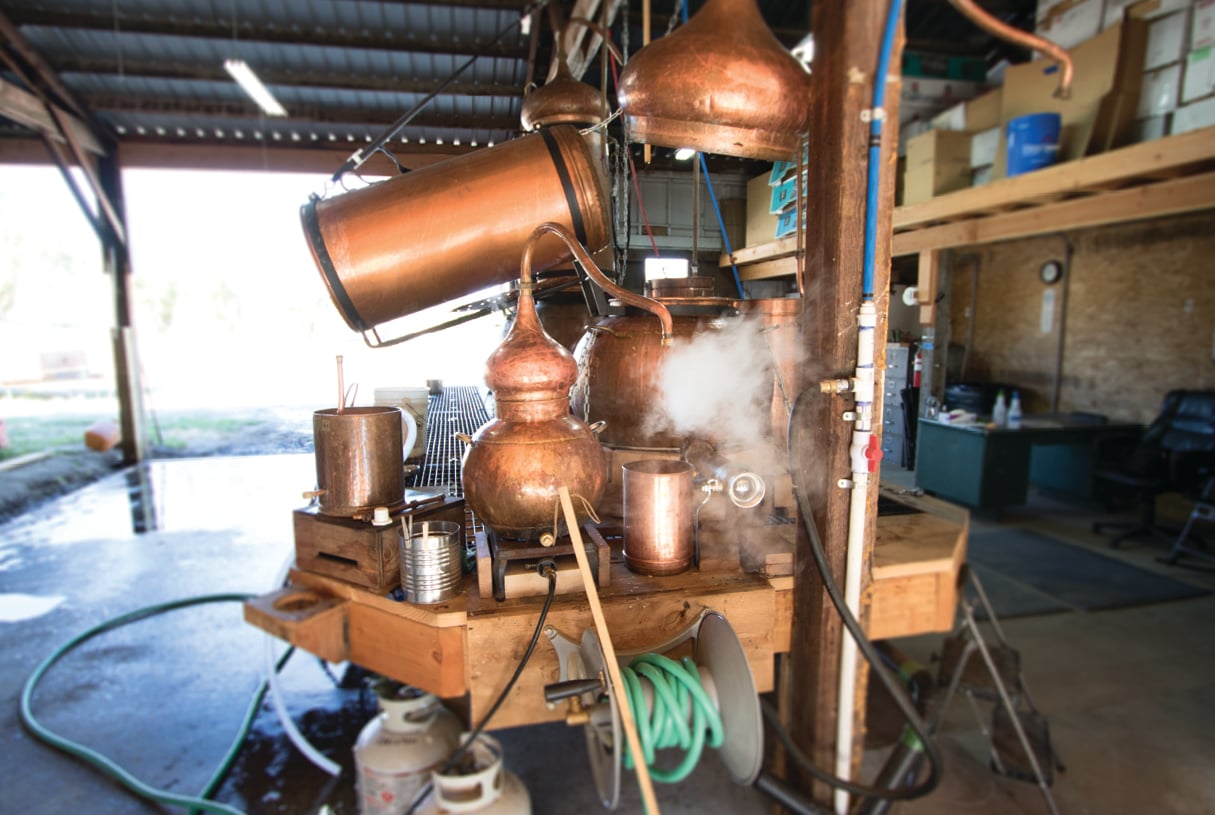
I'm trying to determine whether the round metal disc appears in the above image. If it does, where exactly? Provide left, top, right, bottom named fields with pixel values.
left=695, top=611, right=764, bottom=785
left=580, top=629, right=622, bottom=810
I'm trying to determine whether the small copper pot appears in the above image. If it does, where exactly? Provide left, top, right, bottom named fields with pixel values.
left=623, top=459, right=695, bottom=576
left=312, top=406, right=404, bottom=517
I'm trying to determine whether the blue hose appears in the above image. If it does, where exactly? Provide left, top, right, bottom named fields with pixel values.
left=863, top=0, right=905, bottom=300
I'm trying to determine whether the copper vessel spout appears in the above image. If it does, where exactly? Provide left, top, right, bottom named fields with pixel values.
left=523, top=222, right=674, bottom=346
left=617, top=0, right=810, bottom=161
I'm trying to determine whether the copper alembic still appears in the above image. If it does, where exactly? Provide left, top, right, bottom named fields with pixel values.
left=520, top=17, right=621, bottom=132
left=616, top=0, right=811, bottom=161
left=459, top=222, right=672, bottom=544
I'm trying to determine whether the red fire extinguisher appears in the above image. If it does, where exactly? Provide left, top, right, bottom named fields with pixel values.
left=913, top=348, right=923, bottom=388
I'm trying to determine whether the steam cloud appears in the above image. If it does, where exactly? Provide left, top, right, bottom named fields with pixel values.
left=643, top=313, right=805, bottom=459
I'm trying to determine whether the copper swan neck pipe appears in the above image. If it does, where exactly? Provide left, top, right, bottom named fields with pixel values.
left=520, top=222, right=674, bottom=345
left=948, top=0, right=1073, bottom=98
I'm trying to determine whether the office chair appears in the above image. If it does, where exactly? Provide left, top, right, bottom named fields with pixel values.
left=1092, top=390, right=1215, bottom=549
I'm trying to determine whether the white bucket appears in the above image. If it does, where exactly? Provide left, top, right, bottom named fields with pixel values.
left=374, top=386, right=430, bottom=461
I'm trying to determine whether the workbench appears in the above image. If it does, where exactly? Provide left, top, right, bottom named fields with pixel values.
left=244, top=502, right=966, bottom=729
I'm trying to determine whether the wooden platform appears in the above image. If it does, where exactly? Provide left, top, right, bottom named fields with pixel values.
left=245, top=505, right=966, bottom=729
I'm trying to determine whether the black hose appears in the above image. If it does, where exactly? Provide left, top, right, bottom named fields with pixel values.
left=405, top=565, right=559, bottom=814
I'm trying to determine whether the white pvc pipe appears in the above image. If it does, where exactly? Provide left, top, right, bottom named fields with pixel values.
left=264, top=554, right=342, bottom=777
left=834, top=301, right=878, bottom=815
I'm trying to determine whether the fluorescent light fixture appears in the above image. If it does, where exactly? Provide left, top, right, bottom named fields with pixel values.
left=223, top=59, right=287, bottom=117
left=674, top=147, right=696, bottom=161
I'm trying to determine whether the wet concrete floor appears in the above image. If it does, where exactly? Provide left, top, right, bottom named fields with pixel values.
left=4, top=455, right=1215, bottom=813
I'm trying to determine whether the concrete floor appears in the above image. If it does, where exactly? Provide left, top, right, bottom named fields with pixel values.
left=2, top=454, right=1214, bottom=814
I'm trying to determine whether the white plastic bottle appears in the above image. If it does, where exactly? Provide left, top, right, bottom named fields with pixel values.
left=992, top=389, right=1008, bottom=428
left=355, top=683, right=462, bottom=815
left=1007, top=391, right=1023, bottom=429
left=416, top=734, right=531, bottom=815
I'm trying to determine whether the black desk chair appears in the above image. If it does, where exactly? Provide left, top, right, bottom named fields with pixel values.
left=1092, top=390, right=1215, bottom=549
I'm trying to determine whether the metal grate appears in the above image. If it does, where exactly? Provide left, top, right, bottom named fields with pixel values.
left=409, top=385, right=491, bottom=496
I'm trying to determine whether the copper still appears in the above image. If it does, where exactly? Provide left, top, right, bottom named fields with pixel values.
left=521, top=17, right=622, bottom=131
left=616, top=0, right=810, bottom=161
left=300, top=126, right=611, bottom=334
left=622, top=459, right=695, bottom=576
left=571, top=312, right=711, bottom=450
left=461, top=222, right=673, bottom=541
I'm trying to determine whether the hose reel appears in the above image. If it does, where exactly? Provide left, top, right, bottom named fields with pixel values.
left=543, top=609, right=762, bottom=809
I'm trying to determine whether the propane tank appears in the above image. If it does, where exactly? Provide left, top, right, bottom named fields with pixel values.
left=355, top=682, right=462, bottom=815
left=416, top=734, right=531, bottom=815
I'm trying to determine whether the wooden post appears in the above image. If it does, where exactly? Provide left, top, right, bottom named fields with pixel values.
left=790, top=0, right=902, bottom=806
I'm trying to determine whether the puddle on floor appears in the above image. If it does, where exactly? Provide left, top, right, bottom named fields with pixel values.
left=0, top=592, right=65, bottom=622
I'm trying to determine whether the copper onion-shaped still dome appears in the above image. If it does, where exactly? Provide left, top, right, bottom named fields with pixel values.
left=521, top=58, right=611, bottom=131
left=617, top=0, right=810, bottom=161
left=483, top=282, right=578, bottom=403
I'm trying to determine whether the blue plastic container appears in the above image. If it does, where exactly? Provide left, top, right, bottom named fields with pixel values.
left=1006, top=112, right=1062, bottom=176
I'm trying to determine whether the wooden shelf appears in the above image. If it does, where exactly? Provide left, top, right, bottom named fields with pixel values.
left=724, top=126, right=1215, bottom=273
left=892, top=125, right=1215, bottom=256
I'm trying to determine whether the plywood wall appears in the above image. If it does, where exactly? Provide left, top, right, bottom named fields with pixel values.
left=947, top=212, right=1215, bottom=424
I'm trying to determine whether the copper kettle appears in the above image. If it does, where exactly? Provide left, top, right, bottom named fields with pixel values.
left=460, top=223, right=673, bottom=541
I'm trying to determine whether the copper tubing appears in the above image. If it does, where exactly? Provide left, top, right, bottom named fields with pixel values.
left=948, top=0, right=1073, bottom=98
left=521, top=222, right=674, bottom=345
left=623, top=459, right=695, bottom=575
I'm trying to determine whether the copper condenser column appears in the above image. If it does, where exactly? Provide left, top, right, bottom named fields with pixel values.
left=622, top=459, right=694, bottom=576
left=312, top=406, right=404, bottom=517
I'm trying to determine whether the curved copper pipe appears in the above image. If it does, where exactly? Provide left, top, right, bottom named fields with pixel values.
left=948, top=0, right=1073, bottom=98
left=521, top=222, right=674, bottom=345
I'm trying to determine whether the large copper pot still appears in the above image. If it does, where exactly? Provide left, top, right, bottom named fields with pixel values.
left=460, top=223, right=673, bottom=541
left=300, top=126, right=611, bottom=335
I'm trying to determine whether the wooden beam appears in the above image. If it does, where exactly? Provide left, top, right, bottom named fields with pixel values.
left=0, top=78, right=103, bottom=154
left=2, top=6, right=531, bottom=61
left=893, top=170, right=1215, bottom=255
left=917, top=249, right=940, bottom=324
left=893, top=126, right=1215, bottom=233
left=720, top=236, right=798, bottom=267
left=791, top=0, right=900, bottom=806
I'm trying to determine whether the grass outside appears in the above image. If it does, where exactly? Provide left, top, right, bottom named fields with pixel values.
left=0, top=402, right=308, bottom=462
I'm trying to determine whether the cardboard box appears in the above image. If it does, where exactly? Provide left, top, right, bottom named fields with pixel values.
left=1116, top=0, right=1192, bottom=28
left=930, top=88, right=1004, bottom=132
left=1193, top=0, right=1215, bottom=49
left=1133, top=113, right=1172, bottom=140
left=1138, top=63, right=1183, bottom=116
left=898, top=118, right=933, bottom=156
left=994, top=20, right=1149, bottom=178
left=1144, top=8, right=1192, bottom=69
left=1170, top=93, right=1215, bottom=130
left=970, top=126, right=1002, bottom=167
left=1036, top=0, right=1104, bottom=49
left=903, top=129, right=972, bottom=205
left=745, top=173, right=779, bottom=246
left=1182, top=45, right=1215, bottom=101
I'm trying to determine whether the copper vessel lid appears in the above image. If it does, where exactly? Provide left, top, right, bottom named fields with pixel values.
left=484, top=284, right=578, bottom=405
left=521, top=59, right=611, bottom=131
left=617, top=0, right=810, bottom=161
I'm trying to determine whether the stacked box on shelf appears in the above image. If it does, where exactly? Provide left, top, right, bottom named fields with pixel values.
left=1176, top=0, right=1215, bottom=131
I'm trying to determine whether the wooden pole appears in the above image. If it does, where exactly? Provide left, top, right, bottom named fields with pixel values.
left=789, top=0, right=902, bottom=805
left=560, top=487, right=661, bottom=815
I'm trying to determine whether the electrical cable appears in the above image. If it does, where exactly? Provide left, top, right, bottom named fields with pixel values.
left=769, top=387, right=943, bottom=801
left=19, top=593, right=280, bottom=815
left=619, top=653, right=724, bottom=784
left=404, top=566, right=559, bottom=815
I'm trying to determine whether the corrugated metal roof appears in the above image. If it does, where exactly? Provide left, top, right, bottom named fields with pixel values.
left=0, top=1, right=1029, bottom=170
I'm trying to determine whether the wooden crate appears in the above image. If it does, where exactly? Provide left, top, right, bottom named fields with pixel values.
left=292, top=494, right=465, bottom=592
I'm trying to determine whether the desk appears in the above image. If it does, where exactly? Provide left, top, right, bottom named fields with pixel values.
left=915, top=416, right=1140, bottom=514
